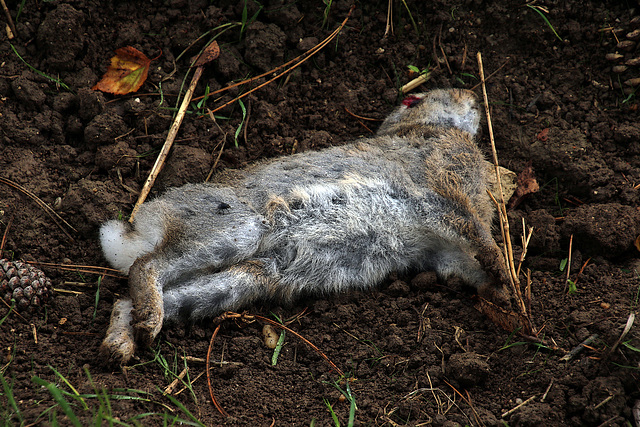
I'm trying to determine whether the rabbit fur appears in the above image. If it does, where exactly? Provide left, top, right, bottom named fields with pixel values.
left=100, top=88, right=510, bottom=364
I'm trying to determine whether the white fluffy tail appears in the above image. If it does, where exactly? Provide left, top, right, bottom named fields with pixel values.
left=100, top=220, right=158, bottom=273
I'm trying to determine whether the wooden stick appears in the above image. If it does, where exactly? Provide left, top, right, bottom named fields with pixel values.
left=401, top=73, right=430, bottom=94
left=0, top=0, right=17, bottom=39
left=129, top=42, right=220, bottom=222
left=502, top=395, right=536, bottom=418
left=476, top=52, right=527, bottom=316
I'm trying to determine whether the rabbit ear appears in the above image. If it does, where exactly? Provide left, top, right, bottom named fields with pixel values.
left=449, top=103, right=480, bottom=136
left=424, top=89, right=480, bottom=136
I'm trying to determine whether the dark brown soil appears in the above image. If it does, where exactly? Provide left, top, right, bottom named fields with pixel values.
left=1, top=1, right=639, bottom=425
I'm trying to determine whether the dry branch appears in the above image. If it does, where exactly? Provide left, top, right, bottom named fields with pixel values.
left=129, top=41, right=220, bottom=222
left=476, top=52, right=535, bottom=335
left=0, top=177, right=76, bottom=241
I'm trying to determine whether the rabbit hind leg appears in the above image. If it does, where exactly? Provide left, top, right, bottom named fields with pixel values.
left=163, top=259, right=278, bottom=323
left=128, top=253, right=166, bottom=346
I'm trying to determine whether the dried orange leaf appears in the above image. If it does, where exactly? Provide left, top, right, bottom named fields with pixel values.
left=93, top=46, right=151, bottom=95
left=635, top=234, right=640, bottom=252
left=193, top=41, right=220, bottom=67
left=508, top=165, right=539, bottom=209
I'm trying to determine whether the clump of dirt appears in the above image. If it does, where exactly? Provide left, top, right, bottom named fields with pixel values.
left=0, top=1, right=639, bottom=426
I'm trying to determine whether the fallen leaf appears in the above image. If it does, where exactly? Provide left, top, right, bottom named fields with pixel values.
left=192, top=41, right=220, bottom=67
left=508, top=165, right=539, bottom=209
left=635, top=234, right=640, bottom=252
left=93, top=46, right=151, bottom=95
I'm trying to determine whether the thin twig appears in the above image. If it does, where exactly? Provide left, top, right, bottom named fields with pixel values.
left=540, top=378, right=554, bottom=402
left=343, top=107, right=381, bottom=121
left=573, top=258, right=591, bottom=286
left=566, top=234, right=573, bottom=282
left=163, top=367, right=187, bottom=395
left=28, top=261, right=124, bottom=278
left=560, top=333, right=599, bottom=362
left=525, top=268, right=532, bottom=315
left=470, top=58, right=511, bottom=91
left=206, top=7, right=355, bottom=116
left=0, top=177, right=76, bottom=240
left=501, top=395, right=537, bottom=418
left=205, top=310, right=344, bottom=417
left=476, top=53, right=529, bottom=320
left=516, top=217, right=534, bottom=277
left=441, top=379, right=480, bottom=426
left=254, top=314, right=343, bottom=376
left=401, top=73, right=431, bottom=94
left=0, top=214, right=13, bottom=258
left=563, top=234, right=573, bottom=294
left=594, top=395, right=614, bottom=410
left=206, top=324, right=229, bottom=417
left=191, top=6, right=355, bottom=106
left=0, top=0, right=17, bottom=39
left=383, top=0, right=393, bottom=38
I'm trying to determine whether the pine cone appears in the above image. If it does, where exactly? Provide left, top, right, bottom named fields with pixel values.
left=0, top=259, right=52, bottom=311
left=606, top=16, right=640, bottom=93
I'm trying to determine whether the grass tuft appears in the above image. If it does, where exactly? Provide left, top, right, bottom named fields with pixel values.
left=0, top=371, right=24, bottom=424
left=10, top=44, right=73, bottom=92
left=526, top=4, right=562, bottom=41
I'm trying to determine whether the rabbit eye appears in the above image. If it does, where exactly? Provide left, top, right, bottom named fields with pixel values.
left=402, top=95, right=422, bottom=108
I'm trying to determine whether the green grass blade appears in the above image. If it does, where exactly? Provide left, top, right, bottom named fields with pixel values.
left=93, top=276, right=101, bottom=320
left=400, top=0, right=419, bottom=34
left=323, top=398, right=340, bottom=427
left=271, top=330, right=286, bottom=366
left=161, top=390, right=206, bottom=427
left=0, top=371, right=24, bottom=423
left=32, top=376, right=82, bottom=427
left=234, top=99, right=247, bottom=147
left=345, top=381, right=356, bottom=427
left=49, top=365, right=88, bottom=410
left=10, top=44, right=73, bottom=92
left=527, top=5, right=562, bottom=41
left=0, top=300, right=15, bottom=327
